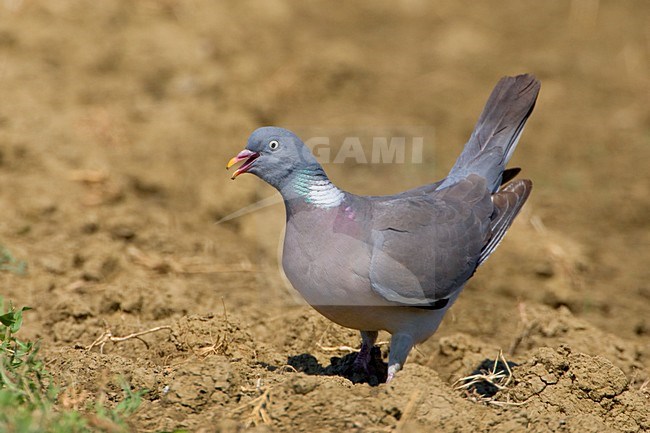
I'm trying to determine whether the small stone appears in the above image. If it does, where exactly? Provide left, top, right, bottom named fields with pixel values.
left=82, top=221, right=99, bottom=234
left=534, top=261, right=555, bottom=278
left=634, top=321, right=649, bottom=335
left=289, top=376, right=319, bottom=395
left=110, top=225, right=136, bottom=241
left=82, top=256, right=119, bottom=282
left=541, top=372, right=558, bottom=384
left=40, top=256, right=66, bottom=275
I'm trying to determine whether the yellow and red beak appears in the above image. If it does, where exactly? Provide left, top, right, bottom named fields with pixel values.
left=226, top=149, right=260, bottom=179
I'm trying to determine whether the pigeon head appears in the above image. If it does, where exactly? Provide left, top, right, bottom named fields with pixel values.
left=227, top=127, right=321, bottom=190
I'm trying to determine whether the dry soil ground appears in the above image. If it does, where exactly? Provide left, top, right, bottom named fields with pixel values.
left=1, top=1, right=649, bottom=432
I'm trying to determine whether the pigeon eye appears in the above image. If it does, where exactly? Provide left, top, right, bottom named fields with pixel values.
left=269, top=140, right=279, bottom=150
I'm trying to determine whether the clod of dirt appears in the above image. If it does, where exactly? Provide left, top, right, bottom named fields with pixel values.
left=169, top=314, right=253, bottom=359
left=38, top=256, right=67, bottom=275
left=46, top=346, right=168, bottom=402
left=110, top=225, right=137, bottom=241
left=427, top=333, right=502, bottom=383
left=501, top=346, right=649, bottom=432
left=509, top=305, right=648, bottom=381
left=164, top=355, right=239, bottom=409
left=286, top=375, right=320, bottom=395
left=81, top=255, right=120, bottom=282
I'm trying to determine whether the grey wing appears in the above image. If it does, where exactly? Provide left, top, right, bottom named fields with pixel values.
left=379, top=167, right=521, bottom=201
left=368, top=175, right=493, bottom=307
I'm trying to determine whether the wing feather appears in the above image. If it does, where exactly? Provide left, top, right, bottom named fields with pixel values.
left=368, top=175, right=492, bottom=306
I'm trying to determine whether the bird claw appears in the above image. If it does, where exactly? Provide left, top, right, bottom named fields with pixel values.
left=386, top=363, right=401, bottom=383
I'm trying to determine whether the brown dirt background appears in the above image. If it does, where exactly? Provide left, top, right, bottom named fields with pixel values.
left=1, top=1, right=649, bottom=432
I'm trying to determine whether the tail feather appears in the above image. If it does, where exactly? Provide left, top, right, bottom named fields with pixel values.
left=441, top=74, right=540, bottom=191
left=478, top=179, right=532, bottom=265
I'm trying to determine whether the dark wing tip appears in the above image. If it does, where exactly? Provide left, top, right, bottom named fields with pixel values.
left=501, top=167, right=521, bottom=185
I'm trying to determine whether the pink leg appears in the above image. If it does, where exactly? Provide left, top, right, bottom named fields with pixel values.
left=386, top=333, right=414, bottom=383
left=353, top=330, right=378, bottom=374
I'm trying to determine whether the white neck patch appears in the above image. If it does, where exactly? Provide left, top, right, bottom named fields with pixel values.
left=306, top=179, right=344, bottom=208
left=293, top=170, right=344, bottom=208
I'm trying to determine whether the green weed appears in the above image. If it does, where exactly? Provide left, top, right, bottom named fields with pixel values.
left=0, top=297, right=146, bottom=432
left=0, top=245, right=27, bottom=275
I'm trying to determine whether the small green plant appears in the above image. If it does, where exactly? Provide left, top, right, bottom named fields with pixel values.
left=0, top=245, right=27, bottom=275
left=0, top=298, right=146, bottom=432
left=0, top=300, right=47, bottom=403
left=95, top=380, right=149, bottom=428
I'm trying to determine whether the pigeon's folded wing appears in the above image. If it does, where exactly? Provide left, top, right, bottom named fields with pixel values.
left=368, top=175, right=493, bottom=307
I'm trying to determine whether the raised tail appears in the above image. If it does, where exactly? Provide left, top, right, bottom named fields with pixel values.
left=440, top=74, right=540, bottom=192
